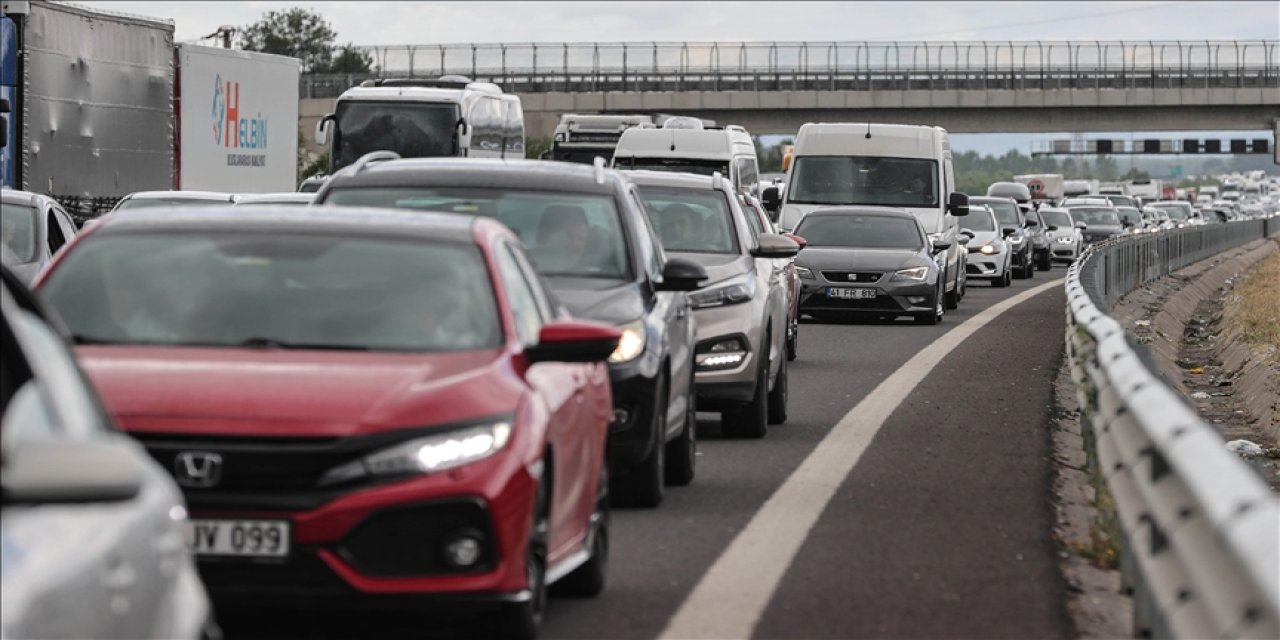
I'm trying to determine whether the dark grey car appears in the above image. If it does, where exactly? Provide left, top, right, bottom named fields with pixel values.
left=792, top=207, right=949, bottom=326
left=1067, top=206, right=1126, bottom=246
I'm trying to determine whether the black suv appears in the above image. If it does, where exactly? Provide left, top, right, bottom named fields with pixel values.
left=969, top=196, right=1034, bottom=279
left=315, top=154, right=707, bottom=508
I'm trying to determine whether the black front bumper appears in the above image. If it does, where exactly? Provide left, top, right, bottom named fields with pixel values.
left=606, top=362, right=662, bottom=473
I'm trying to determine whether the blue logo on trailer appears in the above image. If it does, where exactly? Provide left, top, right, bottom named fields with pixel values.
left=1, top=9, right=16, bottom=188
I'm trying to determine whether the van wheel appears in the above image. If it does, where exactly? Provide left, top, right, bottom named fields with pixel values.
left=722, top=348, right=769, bottom=439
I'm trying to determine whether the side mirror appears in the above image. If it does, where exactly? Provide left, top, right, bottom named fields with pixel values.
left=782, top=232, right=807, bottom=249
left=656, top=257, right=709, bottom=292
left=947, top=192, right=970, bottom=216
left=957, top=235, right=970, bottom=246
left=1024, top=219, right=1038, bottom=228
left=1, top=438, right=143, bottom=505
left=1074, top=221, right=1087, bottom=229
left=761, top=186, right=781, bottom=213
left=932, top=240, right=952, bottom=251
left=314, top=113, right=335, bottom=146
left=750, top=233, right=800, bottom=259
left=959, top=228, right=975, bottom=238
left=1001, top=227, right=1017, bottom=238
left=1046, top=224, right=1059, bottom=231
left=525, top=320, right=621, bottom=364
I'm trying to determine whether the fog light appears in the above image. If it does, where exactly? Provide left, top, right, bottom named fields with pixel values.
left=696, top=337, right=749, bottom=371
left=907, top=296, right=927, bottom=305
left=444, top=532, right=484, bottom=568
left=612, top=408, right=630, bottom=425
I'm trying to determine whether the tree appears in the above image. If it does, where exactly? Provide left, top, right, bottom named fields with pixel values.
left=239, top=8, right=372, bottom=74
left=525, top=135, right=551, bottom=160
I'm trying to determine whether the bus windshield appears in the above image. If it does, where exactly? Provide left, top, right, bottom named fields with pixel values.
left=332, top=101, right=461, bottom=172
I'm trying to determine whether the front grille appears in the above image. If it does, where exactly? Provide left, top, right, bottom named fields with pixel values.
left=821, top=271, right=882, bottom=283
left=198, top=548, right=351, bottom=596
left=566, top=132, right=622, bottom=144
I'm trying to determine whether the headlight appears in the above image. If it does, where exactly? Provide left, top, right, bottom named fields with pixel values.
left=553, top=133, right=565, bottom=142
left=891, top=266, right=929, bottom=281
left=1007, top=234, right=1024, bottom=244
left=689, top=274, right=757, bottom=310
left=979, top=242, right=1002, bottom=255
left=321, top=421, right=512, bottom=483
left=609, top=319, right=646, bottom=363
left=1055, top=236, right=1075, bottom=244
left=795, top=265, right=815, bottom=280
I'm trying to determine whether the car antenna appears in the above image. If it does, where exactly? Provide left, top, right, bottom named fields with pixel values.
left=865, top=122, right=872, bottom=139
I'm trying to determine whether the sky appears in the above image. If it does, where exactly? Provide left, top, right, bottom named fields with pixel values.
left=66, top=1, right=1280, bottom=155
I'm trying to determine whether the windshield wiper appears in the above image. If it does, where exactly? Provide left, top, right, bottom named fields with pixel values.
left=235, top=337, right=371, bottom=351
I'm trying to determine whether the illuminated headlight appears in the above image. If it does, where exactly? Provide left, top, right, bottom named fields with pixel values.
left=795, top=265, right=815, bottom=280
left=689, top=275, right=757, bottom=310
left=696, top=337, right=748, bottom=371
left=891, top=266, right=929, bottom=281
left=1177, top=223, right=1186, bottom=229
left=1055, top=236, right=1075, bottom=244
left=321, top=422, right=512, bottom=483
left=1007, top=234, right=1024, bottom=244
left=979, top=242, right=1002, bottom=255
left=609, top=319, right=646, bottom=364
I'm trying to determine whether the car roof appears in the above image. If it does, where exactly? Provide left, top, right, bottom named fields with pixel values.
left=1, top=189, right=50, bottom=207
left=799, top=206, right=923, bottom=220
left=621, top=170, right=731, bottom=191
left=122, top=190, right=238, bottom=201
left=86, top=205, right=493, bottom=244
left=234, top=193, right=315, bottom=205
left=322, top=158, right=626, bottom=197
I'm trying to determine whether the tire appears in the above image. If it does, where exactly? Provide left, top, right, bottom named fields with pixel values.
left=554, top=462, right=609, bottom=597
left=1037, top=251, right=1052, bottom=271
left=786, top=321, right=799, bottom=362
left=767, top=355, right=787, bottom=425
left=492, top=476, right=549, bottom=639
left=943, top=265, right=959, bottom=310
left=993, top=267, right=1010, bottom=288
left=664, top=368, right=696, bottom=487
left=721, top=344, right=769, bottom=439
left=1024, top=255, right=1036, bottom=279
left=915, top=283, right=944, bottom=325
left=614, top=375, right=666, bottom=508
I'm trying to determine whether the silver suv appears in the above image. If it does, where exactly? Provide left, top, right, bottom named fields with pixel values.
left=624, top=171, right=800, bottom=438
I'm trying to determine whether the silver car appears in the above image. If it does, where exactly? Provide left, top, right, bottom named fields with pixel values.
left=627, top=170, right=799, bottom=438
left=1, top=189, right=79, bottom=286
left=0, top=267, right=214, bottom=640
left=1038, top=207, right=1085, bottom=262
left=232, top=192, right=315, bottom=206
left=110, top=190, right=238, bottom=212
left=958, top=205, right=1013, bottom=287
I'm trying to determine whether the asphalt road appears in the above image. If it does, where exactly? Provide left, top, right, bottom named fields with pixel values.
left=221, top=263, right=1072, bottom=640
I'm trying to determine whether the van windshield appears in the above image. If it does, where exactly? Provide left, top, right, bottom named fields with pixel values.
left=332, top=101, right=461, bottom=172
left=788, top=156, right=938, bottom=207
left=615, top=157, right=730, bottom=177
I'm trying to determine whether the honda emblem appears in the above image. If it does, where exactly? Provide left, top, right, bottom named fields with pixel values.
left=174, top=452, right=223, bottom=488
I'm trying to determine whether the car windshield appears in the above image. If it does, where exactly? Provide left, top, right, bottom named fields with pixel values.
left=115, top=197, right=229, bottom=211
left=635, top=186, right=739, bottom=254
left=1069, top=208, right=1121, bottom=226
left=615, top=157, right=730, bottom=177
left=1152, top=203, right=1191, bottom=220
left=38, top=231, right=501, bottom=352
left=1115, top=207, right=1142, bottom=224
left=322, top=188, right=631, bottom=279
left=1040, top=210, right=1074, bottom=228
left=788, top=156, right=938, bottom=207
left=975, top=200, right=1020, bottom=226
left=333, top=101, right=461, bottom=172
left=1, top=203, right=38, bottom=262
left=794, top=214, right=923, bottom=249
left=964, top=207, right=997, bottom=231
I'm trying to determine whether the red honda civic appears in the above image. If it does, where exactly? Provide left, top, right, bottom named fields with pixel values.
left=34, top=205, right=620, bottom=638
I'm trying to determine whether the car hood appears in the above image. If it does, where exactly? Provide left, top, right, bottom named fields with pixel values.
left=796, top=247, right=926, bottom=272
left=966, top=230, right=1002, bottom=247
left=545, top=277, right=644, bottom=325
left=75, top=346, right=520, bottom=437
left=671, top=253, right=750, bottom=288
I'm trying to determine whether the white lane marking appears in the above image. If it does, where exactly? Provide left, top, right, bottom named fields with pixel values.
left=659, top=277, right=1065, bottom=640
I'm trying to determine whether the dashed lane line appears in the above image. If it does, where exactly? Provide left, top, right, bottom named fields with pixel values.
left=658, top=277, right=1065, bottom=640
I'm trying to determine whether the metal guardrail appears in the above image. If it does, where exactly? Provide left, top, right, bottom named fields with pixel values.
left=301, top=40, right=1280, bottom=97
left=1065, top=218, right=1280, bottom=639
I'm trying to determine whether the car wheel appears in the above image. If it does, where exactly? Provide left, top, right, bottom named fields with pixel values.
left=767, top=355, right=787, bottom=425
left=993, top=267, right=1009, bottom=288
left=943, top=265, right=959, bottom=310
left=493, top=475, right=549, bottom=639
left=915, top=282, right=944, bottom=325
left=721, top=345, right=769, bottom=439
left=1025, top=255, right=1036, bottom=278
left=554, top=461, right=609, bottom=597
left=664, top=368, right=696, bottom=487
left=614, top=375, right=666, bottom=508
left=1037, top=251, right=1052, bottom=271
left=786, top=321, right=799, bottom=362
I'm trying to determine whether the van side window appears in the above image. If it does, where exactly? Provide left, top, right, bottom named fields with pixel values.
left=735, top=157, right=759, bottom=194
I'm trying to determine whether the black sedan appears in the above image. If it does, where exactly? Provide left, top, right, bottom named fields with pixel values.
left=314, top=155, right=708, bottom=508
left=792, top=207, right=950, bottom=326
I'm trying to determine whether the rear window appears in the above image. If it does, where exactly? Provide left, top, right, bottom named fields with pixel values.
left=1040, top=210, right=1073, bottom=228
left=322, top=187, right=631, bottom=280
left=38, top=231, right=502, bottom=352
left=794, top=214, right=923, bottom=250
left=635, top=186, right=739, bottom=254
left=1, top=203, right=38, bottom=262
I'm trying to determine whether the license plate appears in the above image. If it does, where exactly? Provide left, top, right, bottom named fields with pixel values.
left=826, top=287, right=877, bottom=300
left=185, top=519, right=290, bottom=558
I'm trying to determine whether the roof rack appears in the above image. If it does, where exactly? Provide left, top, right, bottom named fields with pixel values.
left=351, top=151, right=401, bottom=174
left=358, top=77, right=473, bottom=89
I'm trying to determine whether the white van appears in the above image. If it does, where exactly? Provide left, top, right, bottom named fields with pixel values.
left=767, top=122, right=971, bottom=309
left=611, top=118, right=760, bottom=196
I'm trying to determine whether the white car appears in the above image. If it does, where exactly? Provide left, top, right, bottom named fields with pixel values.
left=1038, top=207, right=1085, bottom=261
left=0, top=268, right=215, bottom=639
left=958, top=205, right=1013, bottom=287
left=0, top=190, right=78, bottom=286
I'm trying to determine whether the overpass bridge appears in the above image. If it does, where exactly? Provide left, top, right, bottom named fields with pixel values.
left=298, top=40, right=1280, bottom=148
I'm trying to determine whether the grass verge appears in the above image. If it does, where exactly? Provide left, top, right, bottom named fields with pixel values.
left=1227, top=252, right=1280, bottom=363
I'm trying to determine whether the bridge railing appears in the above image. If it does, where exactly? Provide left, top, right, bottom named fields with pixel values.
left=1065, top=218, right=1280, bottom=639
left=302, top=40, right=1279, bottom=97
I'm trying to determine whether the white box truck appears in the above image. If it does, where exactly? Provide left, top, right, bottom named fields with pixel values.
left=769, top=122, right=972, bottom=310
left=175, top=45, right=301, bottom=193
left=1013, top=174, right=1064, bottom=202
